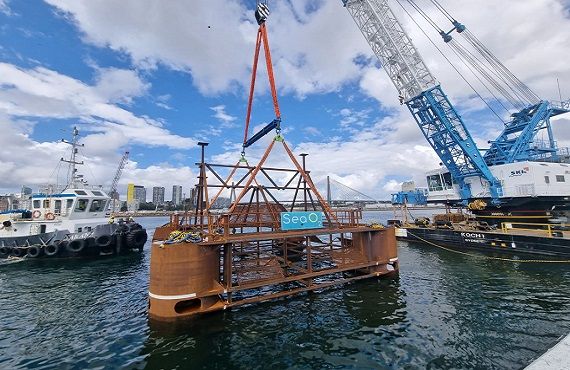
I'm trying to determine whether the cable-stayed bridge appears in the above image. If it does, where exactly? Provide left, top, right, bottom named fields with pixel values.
left=315, top=176, right=383, bottom=206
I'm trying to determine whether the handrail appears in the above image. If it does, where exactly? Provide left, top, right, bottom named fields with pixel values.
left=500, top=222, right=566, bottom=237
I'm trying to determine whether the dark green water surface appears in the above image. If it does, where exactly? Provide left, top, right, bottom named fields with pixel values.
left=1, top=215, right=569, bottom=369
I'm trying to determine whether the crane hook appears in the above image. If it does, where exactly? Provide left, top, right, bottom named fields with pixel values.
left=255, top=2, right=269, bottom=25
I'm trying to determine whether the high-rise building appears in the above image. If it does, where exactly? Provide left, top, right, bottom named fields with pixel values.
left=127, top=183, right=135, bottom=202
left=21, top=186, right=32, bottom=196
left=134, top=186, right=146, bottom=203
left=172, top=185, right=182, bottom=206
left=152, top=186, right=165, bottom=205
left=127, top=183, right=147, bottom=211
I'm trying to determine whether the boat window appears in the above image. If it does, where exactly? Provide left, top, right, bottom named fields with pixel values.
left=43, top=199, right=50, bottom=208
left=427, top=175, right=443, bottom=191
left=66, top=199, right=74, bottom=210
left=544, top=176, right=550, bottom=184
left=92, top=191, right=104, bottom=196
left=75, top=199, right=89, bottom=212
left=75, top=190, right=88, bottom=195
left=556, top=175, right=565, bottom=182
left=89, top=199, right=105, bottom=212
left=54, top=200, right=62, bottom=214
left=442, top=172, right=453, bottom=189
left=33, top=200, right=40, bottom=208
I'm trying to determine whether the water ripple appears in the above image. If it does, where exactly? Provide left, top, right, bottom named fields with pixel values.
left=1, top=216, right=570, bottom=369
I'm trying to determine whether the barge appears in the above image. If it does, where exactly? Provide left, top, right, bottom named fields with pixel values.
left=394, top=216, right=570, bottom=259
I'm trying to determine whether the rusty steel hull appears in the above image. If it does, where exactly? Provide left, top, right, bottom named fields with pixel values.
left=148, top=225, right=398, bottom=322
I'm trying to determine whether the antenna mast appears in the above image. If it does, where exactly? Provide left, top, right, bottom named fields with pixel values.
left=60, top=126, right=84, bottom=188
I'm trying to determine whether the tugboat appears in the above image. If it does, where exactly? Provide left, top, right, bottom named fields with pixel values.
left=0, top=127, right=147, bottom=260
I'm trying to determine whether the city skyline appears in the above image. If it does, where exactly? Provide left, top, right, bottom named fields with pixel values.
left=125, top=183, right=188, bottom=204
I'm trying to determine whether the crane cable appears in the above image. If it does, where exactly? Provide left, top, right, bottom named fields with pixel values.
left=402, top=0, right=516, bottom=115
left=449, top=39, right=531, bottom=109
left=449, top=39, right=526, bottom=110
left=418, top=0, right=540, bottom=107
left=427, top=0, right=454, bottom=22
left=406, top=0, right=443, bottom=33
left=444, top=39, right=513, bottom=113
left=463, top=30, right=540, bottom=103
left=406, top=0, right=525, bottom=109
left=394, top=0, right=507, bottom=123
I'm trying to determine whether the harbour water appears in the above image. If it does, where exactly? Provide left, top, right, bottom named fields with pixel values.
left=1, top=214, right=570, bottom=369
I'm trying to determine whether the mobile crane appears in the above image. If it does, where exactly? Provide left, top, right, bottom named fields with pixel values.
left=342, top=0, right=569, bottom=217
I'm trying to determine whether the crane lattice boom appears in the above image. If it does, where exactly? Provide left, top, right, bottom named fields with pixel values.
left=343, top=0, right=435, bottom=100
left=343, top=0, right=503, bottom=204
left=108, top=151, right=129, bottom=198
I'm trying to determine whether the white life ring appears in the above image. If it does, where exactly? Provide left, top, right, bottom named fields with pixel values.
left=32, top=210, right=42, bottom=219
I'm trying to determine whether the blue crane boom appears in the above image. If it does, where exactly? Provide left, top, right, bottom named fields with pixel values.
left=342, top=0, right=503, bottom=204
left=484, top=101, right=568, bottom=165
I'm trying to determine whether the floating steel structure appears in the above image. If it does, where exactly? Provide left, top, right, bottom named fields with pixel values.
left=148, top=3, right=398, bottom=321
left=148, top=140, right=398, bottom=320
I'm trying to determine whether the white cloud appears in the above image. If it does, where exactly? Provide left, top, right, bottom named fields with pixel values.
left=0, top=116, right=197, bottom=198
left=0, top=62, right=197, bottom=150
left=45, top=0, right=255, bottom=95
left=93, top=67, right=149, bottom=104
left=210, top=105, right=237, bottom=126
left=338, top=107, right=371, bottom=130
left=42, top=0, right=570, bottom=104
left=0, top=0, right=11, bottom=15
left=155, top=94, right=172, bottom=110
left=382, top=180, right=401, bottom=193
left=43, top=0, right=371, bottom=98
left=303, top=126, right=321, bottom=136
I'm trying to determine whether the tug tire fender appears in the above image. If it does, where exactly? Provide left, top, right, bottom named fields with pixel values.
left=95, top=234, right=112, bottom=248
left=11, top=247, right=27, bottom=258
left=27, top=245, right=42, bottom=258
left=66, top=239, right=85, bottom=253
left=126, top=229, right=147, bottom=249
left=44, top=243, right=60, bottom=257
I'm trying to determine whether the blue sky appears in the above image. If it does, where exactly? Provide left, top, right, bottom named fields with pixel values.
left=0, top=0, right=569, bottom=201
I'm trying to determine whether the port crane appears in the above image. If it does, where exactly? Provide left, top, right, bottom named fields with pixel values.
left=107, top=151, right=129, bottom=210
left=341, top=0, right=569, bottom=207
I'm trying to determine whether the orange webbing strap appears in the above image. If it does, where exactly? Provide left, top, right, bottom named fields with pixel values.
left=260, top=23, right=281, bottom=119
left=243, top=28, right=263, bottom=147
